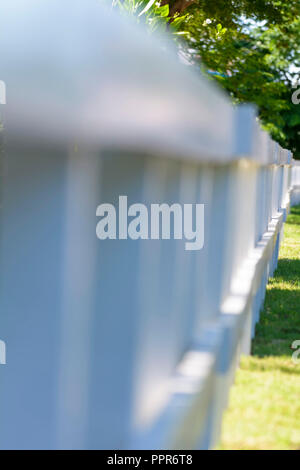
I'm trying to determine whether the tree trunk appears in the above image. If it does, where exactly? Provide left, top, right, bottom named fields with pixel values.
left=161, top=0, right=196, bottom=17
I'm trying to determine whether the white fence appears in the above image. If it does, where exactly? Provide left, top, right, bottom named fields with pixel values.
left=0, top=1, right=297, bottom=450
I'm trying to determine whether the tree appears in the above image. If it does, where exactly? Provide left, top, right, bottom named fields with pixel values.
left=182, top=10, right=300, bottom=157
left=112, top=0, right=300, bottom=157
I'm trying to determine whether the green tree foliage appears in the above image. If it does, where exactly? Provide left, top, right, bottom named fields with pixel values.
left=179, top=1, right=300, bottom=158
left=111, top=0, right=187, bottom=36
left=112, top=1, right=300, bottom=157
left=182, top=7, right=300, bottom=157
left=162, top=0, right=299, bottom=24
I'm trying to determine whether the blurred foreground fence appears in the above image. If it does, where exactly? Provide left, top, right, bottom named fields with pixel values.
left=0, top=2, right=298, bottom=450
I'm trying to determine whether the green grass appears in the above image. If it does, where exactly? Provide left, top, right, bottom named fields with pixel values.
left=220, top=205, right=300, bottom=450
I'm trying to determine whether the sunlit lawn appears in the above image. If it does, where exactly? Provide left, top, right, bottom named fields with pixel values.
left=220, top=205, right=300, bottom=450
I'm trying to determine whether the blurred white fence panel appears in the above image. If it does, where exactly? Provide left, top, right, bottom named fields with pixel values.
left=291, top=160, right=300, bottom=206
left=0, top=1, right=295, bottom=450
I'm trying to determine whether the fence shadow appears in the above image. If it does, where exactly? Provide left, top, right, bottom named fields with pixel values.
left=252, top=257, right=300, bottom=358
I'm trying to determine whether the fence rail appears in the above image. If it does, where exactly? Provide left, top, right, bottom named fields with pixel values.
left=0, top=2, right=298, bottom=450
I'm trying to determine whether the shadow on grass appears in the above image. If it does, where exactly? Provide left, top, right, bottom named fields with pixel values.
left=274, top=258, right=300, bottom=280
left=285, top=205, right=300, bottom=224
left=252, top=257, right=300, bottom=358
left=243, top=358, right=300, bottom=375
